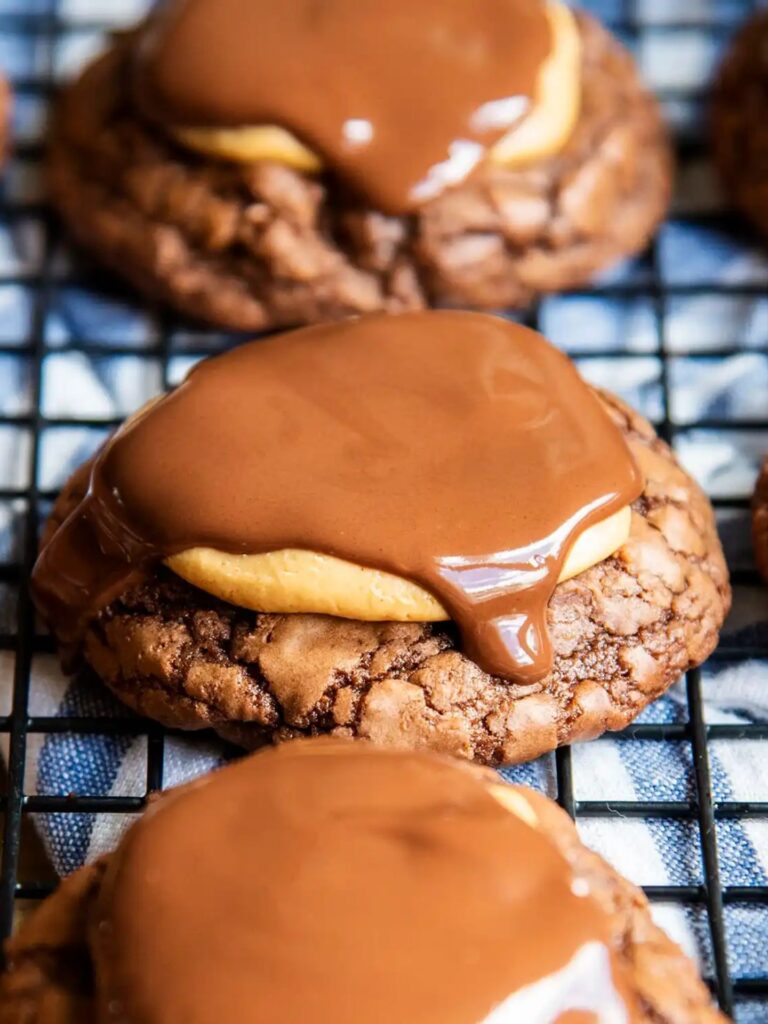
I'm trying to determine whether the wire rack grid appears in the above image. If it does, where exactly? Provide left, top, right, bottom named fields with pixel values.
left=0, top=0, right=767, bottom=1020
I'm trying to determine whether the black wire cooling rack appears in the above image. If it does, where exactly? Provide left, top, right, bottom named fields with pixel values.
left=0, top=0, right=767, bottom=1019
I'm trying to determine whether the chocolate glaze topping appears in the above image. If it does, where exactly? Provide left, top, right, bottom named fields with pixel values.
left=91, top=740, right=635, bottom=1023
left=133, top=0, right=552, bottom=213
left=32, top=311, right=641, bottom=683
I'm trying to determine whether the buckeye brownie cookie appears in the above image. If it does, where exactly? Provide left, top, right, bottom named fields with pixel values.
left=32, top=311, right=729, bottom=764
left=712, top=12, right=768, bottom=238
left=0, top=741, right=727, bottom=1024
left=47, top=0, right=672, bottom=330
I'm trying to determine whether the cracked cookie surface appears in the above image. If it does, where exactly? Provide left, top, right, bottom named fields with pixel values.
left=0, top=788, right=725, bottom=1023
left=48, top=14, right=671, bottom=330
left=46, top=391, right=730, bottom=766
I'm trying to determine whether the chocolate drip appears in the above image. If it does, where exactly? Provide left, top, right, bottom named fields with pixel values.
left=91, top=741, right=635, bottom=1023
left=32, top=311, right=642, bottom=682
left=133, top=0, right=552, bottom=213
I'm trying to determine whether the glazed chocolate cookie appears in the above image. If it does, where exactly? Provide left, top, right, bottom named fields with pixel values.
left=0, top=742, right=726, bottom=1023
left=752, top=456, right=768, bottom=582
left=712, top=12, right=768, bottom=237
left=32, top=313, right=730, bottom=766
left=48, top=7, right=671, bottom=330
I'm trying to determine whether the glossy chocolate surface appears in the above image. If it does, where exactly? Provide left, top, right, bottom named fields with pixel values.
left=134, top=0, right=552, bottom=212
left=92, top=742, right=634, bottom=1023
left=32, top=312, right=641, bottom=683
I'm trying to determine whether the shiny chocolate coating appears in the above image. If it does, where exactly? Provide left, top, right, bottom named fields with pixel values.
left=91, top=741, right=635, bottom=1023
left=32, top=311, right=641, bottom=683
left=133, top=0, right=552, bottom=212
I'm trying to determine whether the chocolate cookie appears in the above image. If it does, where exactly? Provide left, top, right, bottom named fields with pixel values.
left=712, top=12, right=768, bottom=237
left=0, top=742, right=725, bottom=1023
left=752, top=456, right=768, bottom=582
left=42, top=387, right=729, bottom=766
left=48, top=11, right=671, bottom=331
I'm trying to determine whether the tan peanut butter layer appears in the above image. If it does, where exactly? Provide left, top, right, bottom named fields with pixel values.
left=132, top=0, right=554, bottom=213
left=89, top=740, right=638, bottom=1023
left=164, top=504, right=632, bottom=623
left=31, top=311, right=642, bottom=684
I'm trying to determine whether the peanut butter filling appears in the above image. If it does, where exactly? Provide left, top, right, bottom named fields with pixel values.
left=165, top=506, right=632, bottom=622
left=133, top=0, right=561, bottom=213
left=31, top=311, right=642, bottom=683
left=90, top=741, right=637, bottom=1023
left=169, top=2, right=581, bottom=179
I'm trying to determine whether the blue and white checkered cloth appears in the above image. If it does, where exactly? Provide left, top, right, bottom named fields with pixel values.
left=1, top=1, right=768, bottom=1020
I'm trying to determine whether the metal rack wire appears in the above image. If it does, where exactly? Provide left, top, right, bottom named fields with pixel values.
left=0, top=0, right=767, bottom=1020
